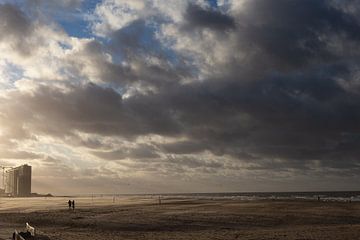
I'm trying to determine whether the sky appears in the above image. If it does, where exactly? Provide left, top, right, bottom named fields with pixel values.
left=0, top=0, right=360, bottom=195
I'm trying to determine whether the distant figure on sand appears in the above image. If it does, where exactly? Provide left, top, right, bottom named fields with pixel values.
left=68, top=200, right=71, bottom=209
left=318, top=196, right=320, bottom=202
left=72, top=200, right=75, bottom=210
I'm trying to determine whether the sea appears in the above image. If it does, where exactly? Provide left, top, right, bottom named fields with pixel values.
left=95, top=191, right=360, bottom=202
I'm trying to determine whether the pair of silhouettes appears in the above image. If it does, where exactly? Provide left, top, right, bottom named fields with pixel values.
left=68, top=200, right=75, bottom=210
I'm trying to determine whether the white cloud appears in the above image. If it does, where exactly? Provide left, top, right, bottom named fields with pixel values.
left=92, top=0, right=147, bottom=36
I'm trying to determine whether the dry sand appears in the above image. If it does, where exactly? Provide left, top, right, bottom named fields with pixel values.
left=0, top=196, right=360, bottom=239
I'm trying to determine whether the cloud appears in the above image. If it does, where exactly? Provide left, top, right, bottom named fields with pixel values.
left=28, top=0, right=84, bottom=9
left=183, top=3, right=235, bottom=31
left=91, top=0, right=148, bottom=36
left=231, top=0, right=360, bottom=70
left=0, top=150, right=41, bottom=160
left=92, top=144, right=160, bottom=160
left=159, top=140, right=208, bottom=155
left=0, top=4, right=35, bottom=56
left=1, top=1, right=360, bottom=193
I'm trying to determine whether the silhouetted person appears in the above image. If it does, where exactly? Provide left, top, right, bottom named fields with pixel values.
left=68, top=200, right=71, bottom=209
left=12, top=232, right=15, bottom=240
left=72, top=200, right=75, bottom=210
left=318, top=196, right=320, bottom=202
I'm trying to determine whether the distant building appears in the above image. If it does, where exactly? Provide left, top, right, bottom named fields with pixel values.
left=5, top=164, right=32, bottom=197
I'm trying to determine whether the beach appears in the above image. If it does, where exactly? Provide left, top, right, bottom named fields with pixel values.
left=0, top=196, right=360, bottom=240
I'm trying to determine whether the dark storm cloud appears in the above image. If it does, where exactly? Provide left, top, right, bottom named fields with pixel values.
left=0, top=4, right=36, bottom=56
left=0, top=83, right=182, bottom=140
left=6, top=65, right=359, bottom=172
left=78, top=39, right=134, bottom=85
left=167, top=155, right=224, bottom=169
left=234, top=0, right=360, bottom=70
left=159, top=140, right=208, bottom=154
left=92, top=144, right=160, bottom=160
left=184, top=3, right=235, bottom=31
left=106, top=20, right=190, bottom=88
left=2, top=0, right=360, bottom=182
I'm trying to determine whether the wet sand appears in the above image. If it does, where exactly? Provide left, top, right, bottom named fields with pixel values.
left=0, top=197, right=360, bottom=240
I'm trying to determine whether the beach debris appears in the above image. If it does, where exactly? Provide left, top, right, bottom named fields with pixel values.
left=12, top=223, right=50, bottom=240
left=26, top=223, right=35, bottom=237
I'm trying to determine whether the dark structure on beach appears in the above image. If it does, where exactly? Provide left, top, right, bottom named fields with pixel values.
left=5, top=164, right=32, bottom=197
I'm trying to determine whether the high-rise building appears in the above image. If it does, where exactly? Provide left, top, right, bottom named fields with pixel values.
left=5, top=164, right=32, bottom=197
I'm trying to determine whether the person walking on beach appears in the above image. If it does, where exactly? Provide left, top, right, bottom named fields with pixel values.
left=68, top=200, right=71, bottom=210
left=72, top=200, right=75, bottom=210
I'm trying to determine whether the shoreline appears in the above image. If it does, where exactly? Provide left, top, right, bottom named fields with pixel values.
left=0, top=195, right=356, bottom=212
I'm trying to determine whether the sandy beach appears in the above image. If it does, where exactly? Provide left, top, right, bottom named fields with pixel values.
left=0, top=197, right=359, bottom=240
